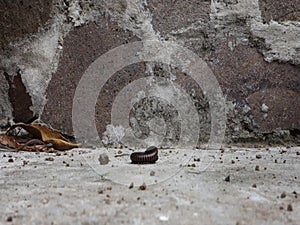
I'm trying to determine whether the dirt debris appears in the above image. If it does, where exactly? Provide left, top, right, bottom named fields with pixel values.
left=8, top=158, right=14, bottom=163
left=45, top=157, right=54, bottom=161
left=287, top=204, right=293, bottom=212
left=139, top=183, right=147, bottom=191
left=225, top=176, right=230, bottom=182
left=129, top=182, right=134, bottom=189
left=280, top=192, right=286, bottom=198
left=256, top=154, right=262, bottom=159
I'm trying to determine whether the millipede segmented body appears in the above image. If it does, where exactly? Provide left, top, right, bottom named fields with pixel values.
left=130, top=146, right=158, bottom=164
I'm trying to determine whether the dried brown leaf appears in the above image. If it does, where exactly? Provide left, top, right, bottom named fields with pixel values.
left=0, top=134, right=20, bottom=149
left=0, top=134, right=48, bottom=151
left=6, top=123, right=80, bottom=150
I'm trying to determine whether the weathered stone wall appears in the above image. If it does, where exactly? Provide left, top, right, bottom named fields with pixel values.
left=0, top=0, right=299, bottom=147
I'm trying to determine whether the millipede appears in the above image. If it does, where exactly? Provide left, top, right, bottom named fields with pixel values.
left=130, top=146, right=159, bottom=164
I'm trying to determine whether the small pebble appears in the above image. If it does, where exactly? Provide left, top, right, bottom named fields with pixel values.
left=280, top=150, right=287, bottom=154
left=150, top=171, right=155, bottom=176
left=129, top=182, right=134, bottom=189
left=8, top=158, right=14, bottom=163
left=107, top=186, right=112, bottom=191
left=159, top=215, right=169, bottom=221
left=139, top=182, right=147, bottom=190
left=225, top=175, right=230, bottom=182
left=45, top=157, right=54, bottom=161
left=256, top=154, right=262, bottom=159
left=98, top=153, right=109, bottom=165
left=187, top=164, right=196, bottom=167
left=287, top=204, right=293, bottom=212
left=116, top=197, right=124, bottom=204
left=6, top=216, right=12, bottom=222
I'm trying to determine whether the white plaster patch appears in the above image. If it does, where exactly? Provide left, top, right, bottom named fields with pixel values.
left=19, top=25, right=61, bottom=114
left=102, top=124, right=125, bottom=145
left=210, top=0, right=300, bottom=64
left=251, top=20, right=300, bottom=64
left=68, top=1, right=85, bottom=26
left=102, top=0, right=159, bottom=40
left=0, top=22, right=62, bottom=115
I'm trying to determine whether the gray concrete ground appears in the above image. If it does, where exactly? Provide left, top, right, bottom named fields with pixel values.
left=1, top=146, right=299, bottom=225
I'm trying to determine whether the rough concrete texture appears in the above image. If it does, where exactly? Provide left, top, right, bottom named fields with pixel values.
left=259, top=0, right=300, bottom=22
left=0, top=74, right=13, bottom=127
left=0, top=147, right=299, bottom=224
left=148, top=0, right=211, bottom=36
left=0, top=0, right=300, bottom=146
left=0, top=0, right=53, bottom=49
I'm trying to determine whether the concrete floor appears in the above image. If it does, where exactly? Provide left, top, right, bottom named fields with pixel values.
left=0, top=146, right=299, bottom=225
